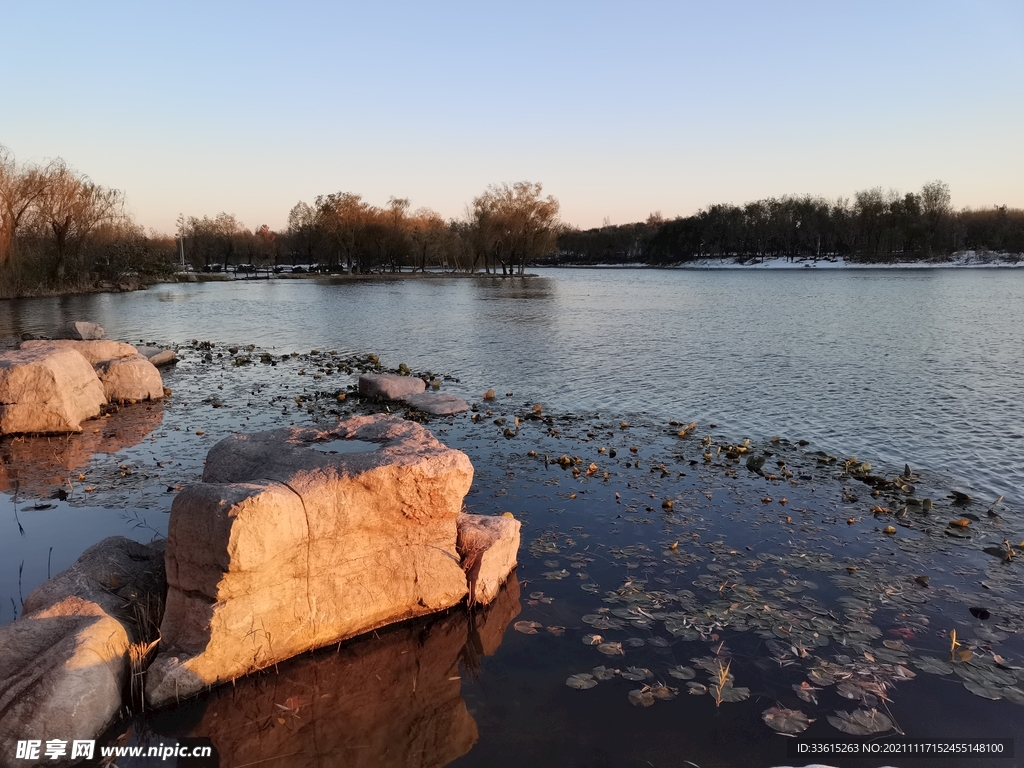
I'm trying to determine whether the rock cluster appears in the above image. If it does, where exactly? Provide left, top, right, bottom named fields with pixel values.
left=0, top=325, right=170, bottom=434
left=359, top=372, right=470, bottom=414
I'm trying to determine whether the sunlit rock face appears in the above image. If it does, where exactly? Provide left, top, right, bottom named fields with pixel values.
left=0, top=346, right=106, bottom=434
left=94, top=355, right=164, bottom=403
left=147, top=414, right=518, bottom=707
left=0, top=537, right=165, bottom=764
left=19, top=339, right=139, bottom=366
left=154, top=577, right=520, bottom=768
left=457, top=513, right=521, bottom=606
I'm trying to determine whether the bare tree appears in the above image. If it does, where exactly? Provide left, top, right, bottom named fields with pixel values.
left=0, top=147, right=49, bottom=267
left=35, top=160, right=123, bottom=281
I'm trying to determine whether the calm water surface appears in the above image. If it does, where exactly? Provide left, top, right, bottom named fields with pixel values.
left=4, top=269, right=1024, bottom=767
left=4, top=268, right=1022, bottom=502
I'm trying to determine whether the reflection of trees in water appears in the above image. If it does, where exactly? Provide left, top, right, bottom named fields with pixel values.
left=471, top=276, right=556, bottom=303
left=0, top=402, right=164, bottom=496
left=148, top=577, right=520, bottom=768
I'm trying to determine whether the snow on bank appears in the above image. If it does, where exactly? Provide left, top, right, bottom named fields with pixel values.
left=673, top=251, right=1024, bottom=269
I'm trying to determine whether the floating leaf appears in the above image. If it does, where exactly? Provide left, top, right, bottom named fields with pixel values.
left=827, top=708, right=894, bottom=736
left=963, top=680, right=1002, bottom=700
left=597, top=642, right=624, bottom=656
left=794, top=681, right=819, bottom=704
left=582, top=634, right=603, bottom=646
left=762, top=706, right=813, bottom=735
left=669, top=665, right=696, bottom=680
left=621, top=666, right=651, bottom=682
left=710, top=683, right=750, bottom=703
left=624, top=637, right=646, bottom=648
left=566, top=673, right=597, bottom=690
left=591, top=666, right=617, bottom=681
left=514, top=621, right=542, bottom=635
left=546, top=626, right=565, bottom=637
left=650, top=683, right=678, bottom=700
left=628, top=688, right=655, bottom=707
left=686, top=682, right=707, bottom=695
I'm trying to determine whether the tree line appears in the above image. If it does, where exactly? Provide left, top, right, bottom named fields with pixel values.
left=4, top=144, right=1023, bottom=298
left=556, top=182, right=1024, bottom=265
left=180, top=181, right=560, bottom=277
left=0, top=147, right=176, bottom=297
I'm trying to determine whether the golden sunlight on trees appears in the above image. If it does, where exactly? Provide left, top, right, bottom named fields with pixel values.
left=0, top=147, right=172, bottom=297
left=470, top=182, right=560, bottom=276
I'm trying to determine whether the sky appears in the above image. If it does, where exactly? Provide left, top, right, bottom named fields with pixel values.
left=2, top=1, right=1022, bottom=234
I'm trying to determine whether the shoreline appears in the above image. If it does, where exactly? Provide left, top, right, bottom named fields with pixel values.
left=3, top=251, right=1022, bottom=301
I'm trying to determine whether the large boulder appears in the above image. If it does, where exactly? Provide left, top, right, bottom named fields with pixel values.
left=95, top=355, right=164, bottom=403
left=0, top=538, right=165, bottom=765
left=0, top=346, right=106, bottom=434
left=159, top=578, right=521, bottom=768
left=359, top=373, right=426, bottom=399
left=56, top=320, right=105, bottom=340
left=20, top=339, right=138, bottom=366
left=146, top=414, right=476, bottom=706
left=402, top=392, right=470, bottom=415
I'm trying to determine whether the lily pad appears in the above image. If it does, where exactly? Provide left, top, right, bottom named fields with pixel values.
left=591, top=665, right=617, bottom=681
left=763, top=706, right=813, bottom=735
left=668, top=665, right=696, bottom=680
left=827, top=708, right=894, bottom=736
left=913, top=656, right=954, bottom=675
left=710, top=683, right=750, bottom=703
left=514, top=621, right=542, bottom=635
left=597, top=642, right=625, bottom=656
left=628, top=688, right=655, bottom=707
left=582, top=634, right=603, bottom=645
left=621, top=666, right=652, bottom=682
left=566, top=673, right=597, bottom=690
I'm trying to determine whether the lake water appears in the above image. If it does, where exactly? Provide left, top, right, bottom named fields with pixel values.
left=4, top=268, right=1022, bottom=504
left=4, top=269, right=1024, bottom=767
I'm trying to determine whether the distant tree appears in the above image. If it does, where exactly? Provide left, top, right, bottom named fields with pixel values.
left=315, top=192, right=368, bottom=272
left=470, top=182, right=560, bottom=275
left=409, top=207, right=448, bottom=272
left=921, top=180, right=952, bottom=254
left=285, top=201, right=321, bottom=265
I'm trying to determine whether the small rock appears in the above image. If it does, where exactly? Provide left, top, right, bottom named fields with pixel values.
left=56, top=321, right=105, bottom=340
left=358, top=373, right=427, bottom=400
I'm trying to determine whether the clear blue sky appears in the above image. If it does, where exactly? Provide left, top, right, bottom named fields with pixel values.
left=2, top=1, right=1021, bottom=234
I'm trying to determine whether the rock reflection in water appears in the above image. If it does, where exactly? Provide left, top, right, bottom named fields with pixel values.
left=0, top=402, right=164, bottom=495
left=153, top=575, right=520, bottom=768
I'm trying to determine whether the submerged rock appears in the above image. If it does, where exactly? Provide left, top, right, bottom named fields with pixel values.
left=147, top=414, right=516, bottom=707
left=0, top=538, right=164, bottom=763
left=56, top=320, right=105, bottom=340
left=0, top=346, right=106, bottom=434
left=403, top=391, right=471, bottom=415
left=358, top=372, right=426, bottom=399
left=137, top=346, right=177, bottom=367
